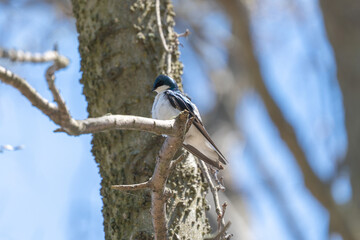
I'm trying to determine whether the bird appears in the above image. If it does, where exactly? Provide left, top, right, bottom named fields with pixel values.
left=151, top=74, right=227, bottom=170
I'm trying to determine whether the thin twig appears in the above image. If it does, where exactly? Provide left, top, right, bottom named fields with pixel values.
left=0, top=48, right=74, bottom=132
left=155, top=0, right=172, bottom=75
left=205, top=221, right=232, bottom=240
left=166, top=52, right=172, bottom=75
left=155, top=0, right=170, bottom=53
left=211, top=168, right=226, bottom=191
left=219, top=202, right=228, bottom=231
left=45, top=51, right=71, bottom=121
left=0, top=66, right=58, bottom=116
left=176, top=29, right=190, bottom=38
left=198, top=160, right=225, bottom=230
left=112, top=181, right=152, bottom=191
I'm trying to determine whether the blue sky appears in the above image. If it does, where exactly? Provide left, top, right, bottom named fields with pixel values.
left=0, top=1, right=349, bottom=239
left=0, top=3, right=103, bottom=239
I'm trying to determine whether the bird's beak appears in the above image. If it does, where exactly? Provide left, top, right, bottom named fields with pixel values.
left=152, top=88, right=156, bottom=93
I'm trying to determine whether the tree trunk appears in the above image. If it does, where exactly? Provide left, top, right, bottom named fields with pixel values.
left=71, top=0, right=210, bottom=239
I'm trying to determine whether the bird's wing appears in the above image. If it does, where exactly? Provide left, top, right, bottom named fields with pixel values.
left=165, top=90, right=227, bottom=164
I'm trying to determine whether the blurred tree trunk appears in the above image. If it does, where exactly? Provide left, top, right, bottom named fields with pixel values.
left=220, top=0, right=360, bottom=239
left=71, top=0, right=210, bottom=239
left=320, top=0, right=360, bottom=237
left=218, top=1, right=306, bottom=239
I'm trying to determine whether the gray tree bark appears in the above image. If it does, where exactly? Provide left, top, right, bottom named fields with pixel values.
left=71, top=0, right=210, bottom=239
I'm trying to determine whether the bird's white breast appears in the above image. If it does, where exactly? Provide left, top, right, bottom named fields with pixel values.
left=152, top=92, right=180, bottom=120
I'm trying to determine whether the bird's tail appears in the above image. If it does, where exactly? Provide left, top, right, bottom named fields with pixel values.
left=183, top=144, right=225, bottom=170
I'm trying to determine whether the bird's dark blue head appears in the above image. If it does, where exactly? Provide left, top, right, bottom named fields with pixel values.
left=152, top=75, right=179, bottom=93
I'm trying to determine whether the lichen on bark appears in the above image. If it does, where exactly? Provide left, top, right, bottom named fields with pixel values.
left=71, top=0, right=210, bottom=239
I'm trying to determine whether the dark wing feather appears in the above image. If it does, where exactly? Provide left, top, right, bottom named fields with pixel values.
left=165, top=90, right=227, bottom=165
left=165, top=90, right=194, bottom=113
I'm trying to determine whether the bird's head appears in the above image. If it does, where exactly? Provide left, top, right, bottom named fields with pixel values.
left=152, top=75, right=178, bottom=93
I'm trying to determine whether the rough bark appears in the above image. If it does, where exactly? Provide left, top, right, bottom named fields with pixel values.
left=71, top=0, right=210, bottom=239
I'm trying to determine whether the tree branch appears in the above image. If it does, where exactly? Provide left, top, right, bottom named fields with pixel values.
left=0, top=47, right=195, bottom=239
left=205, top=221, right=232, bottom=240
left=199, top=160, right=226, bottom=231
left=0, top=63, right=186, bottom=137
left=46, top=61, right=70, bottom=120
left=0, top=50, right=186, bottom=138
left=0, top=65, right=58, bottom=117
left=155, top=0, right=170, bottom=53
left=111, top=181, right=152, bottom=191
left=150, top=111, right=189, bottom=240
left=55, top=115, right=179, bottom=136
left=112, top=111, right=189, bottom=240
left=0, top=47, right=68, bottom=65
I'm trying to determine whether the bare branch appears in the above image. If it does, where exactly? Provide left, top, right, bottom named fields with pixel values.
left=218, top=202, right=228, bottom=232
left=199, top=160, right=226, bottom=230
left=112, top=112, right=193, bottom=239
left=155, top=0, right=173, bottom=75
left=0, top=66, right=58, bottom=117
left=211, top=168, right=226, bottom=191
left=0, top=52, right=185, bottom=138
left=150, top=111, right=189, bottom=240
left=57, top=115, right=180, bottom=136
left=111, top=111, right=189, bottom=240
left=0, top=48, right=74, bottom=132
left=205, top=221, right=232, bottom=240
left=166, top=52, right=172, bottom=75
left=0, top=48, right=69, bottom=66
left=112, top=181, right=152, bottom=191
left=0, top=46, right=206, bottom=239
left=44, top=49, right=72, bottom=124
left=155, top=0, right=170, bottom=53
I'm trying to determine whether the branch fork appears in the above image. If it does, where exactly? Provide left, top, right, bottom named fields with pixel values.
left=0, top=47, right=195, bottom=239
left=0, top=46, right=230, bottom=239
left=112, top=111, right=190, bottom=240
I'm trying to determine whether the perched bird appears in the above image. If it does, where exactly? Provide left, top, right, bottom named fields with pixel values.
left=151, top=75, right=227, bottom=170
